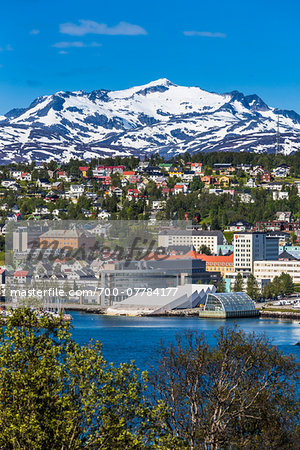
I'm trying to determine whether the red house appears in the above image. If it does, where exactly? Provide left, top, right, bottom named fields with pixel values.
left=260, top=171, right=272, bottom=183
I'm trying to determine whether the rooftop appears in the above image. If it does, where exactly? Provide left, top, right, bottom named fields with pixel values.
left=200, top=292, right=258, bottom=318
left=160, top=229, right=223, bottom=237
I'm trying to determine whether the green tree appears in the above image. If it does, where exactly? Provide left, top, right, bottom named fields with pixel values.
left=246, top=273, right=260, bottom=300
left=189, top=176, right=204, bottom=192
left=149, top=327, right=300, bottom=449
left=271, top=275, right=283, bottom=298
left=0, top=309, right=165, bottom=449
left=199, top=244, right=212, bottom=255
left=47, top=160, right=57, bottom=172
left=216, top=278, right=226, bottom=293
left=279, top=272, right=295, bottom=295
left=233, top=272, right=243, bottom=292
left=110, top=172, right=122, bottom=188
left=290, top=232, right=297, bottom=245
left=86, top=167, right=93, bottom=178
left=262, top=283, right=272, bottom=300
left=210, top=215, right=220, bottom=230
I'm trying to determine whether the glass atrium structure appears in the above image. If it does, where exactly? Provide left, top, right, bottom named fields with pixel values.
left=199, top=292, right=259, bottom=318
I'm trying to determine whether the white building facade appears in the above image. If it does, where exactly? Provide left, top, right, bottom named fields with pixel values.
left=254, top=260, right=300, bottom=284
left=233, top=232, right=279, bottom=273
left=158, top=230, right=224, bottom=255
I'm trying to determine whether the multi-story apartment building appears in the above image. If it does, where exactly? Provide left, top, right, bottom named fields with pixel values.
left=254, top=260, right=300, bottom=284
left=233, top=232, right=279, bottom=273
left=158, top=229, right=224, bottom=255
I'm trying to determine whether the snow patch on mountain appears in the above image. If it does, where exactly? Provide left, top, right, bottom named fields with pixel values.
left=0, top=79, right=300, bottom=163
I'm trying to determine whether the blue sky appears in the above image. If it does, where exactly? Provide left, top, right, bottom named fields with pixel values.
left=0, top=0, right=299, bottom=114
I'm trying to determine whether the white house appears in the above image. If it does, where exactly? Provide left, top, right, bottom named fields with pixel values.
left=98, top=210, right=111, bottom=220
left=237, top=192, right=254, bottom=203
left=181, top=172, right=195, bottom=182
left=273, top=191, right=289, bottom=200
left=276, top=211, right=292, bottom=222
left=174, top=184, right=189, bottom=195
left=1, top=179, right=17, bottom=188
left=107, top=186, right=122, bottom=198
left=261, top=182, right=283, bottom=191
left=245, top=178, right=256, bottom=188
left=151, top=200, right=166, bottom=210
left=70, top=184, right=85, bottom=195
left=36, top=179, right=51, bottom=189
left=21, top=172, right=32, bottom=181
left=10, top=184, right=20, bottom=191
left=0, top=224, right=7, bottom=235
left=272, top=165, right=290, bottom=178
left=34, top=206, right=49, bottom=215
left=10, top=170, right=23, bottom=179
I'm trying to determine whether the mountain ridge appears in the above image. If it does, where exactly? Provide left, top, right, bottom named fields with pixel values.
left=0, top=79, right=300, bottom=163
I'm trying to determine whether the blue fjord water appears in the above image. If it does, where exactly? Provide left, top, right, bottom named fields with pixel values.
left=70, top=312, right=300, bottom=370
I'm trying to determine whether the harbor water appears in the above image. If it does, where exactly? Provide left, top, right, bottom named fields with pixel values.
left=70, top=312, right=300, bottom=369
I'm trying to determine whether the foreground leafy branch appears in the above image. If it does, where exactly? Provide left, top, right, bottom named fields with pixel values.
left=149, top=327, right=300, bottom=449
left=0, top=309, right=167, bottom=449
left=0, top=310, right=299, bottom=449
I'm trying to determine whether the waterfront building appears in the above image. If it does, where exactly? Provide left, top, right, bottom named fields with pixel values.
left=120, top=257, right=221, bottom=286
left=106, top=284, right=216, bottom=316
left=199, top=292, right=258, bottom=318
left=98, top=257, right=221, bottom=306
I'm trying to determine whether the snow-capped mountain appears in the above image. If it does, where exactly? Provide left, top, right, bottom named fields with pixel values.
left=0, top=78, right=300, bottom=163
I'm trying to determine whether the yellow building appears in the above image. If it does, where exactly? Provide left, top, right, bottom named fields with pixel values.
left=198, top=253, right=234, bottom=277
left=40, top=230, right=95, bottom=250
left=169, top=167, right=184, bottom=177
left=219, top=176, right=231, bottom=187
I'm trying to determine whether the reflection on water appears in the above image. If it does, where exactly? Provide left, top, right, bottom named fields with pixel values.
left=70, top=312, right=300, bottom=369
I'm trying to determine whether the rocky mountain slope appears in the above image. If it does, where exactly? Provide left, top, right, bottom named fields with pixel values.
left=0, top=78, right=300, bottom=163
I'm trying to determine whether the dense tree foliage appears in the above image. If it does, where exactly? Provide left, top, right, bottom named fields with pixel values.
left=232, top=273, right=244, bottom=292
left=160, top=187, right=300, bottom=226
left=246, top=273, right=261, bottom=300
left=199, top=244, right=212, bottom=255
left=149, top=327, right=300, bottom=449
left=262, top=273, right=295, bottom=299
left=0, top=309, right=166, bottom=449
left=0, top=311, right=299, bottom=448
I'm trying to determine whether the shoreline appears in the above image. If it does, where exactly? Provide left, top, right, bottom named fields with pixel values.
left=259, top=309, right=300, bottom=320
left=3, top=303, right=300, bottom=320
left=66, top=306, right=300, bottom=320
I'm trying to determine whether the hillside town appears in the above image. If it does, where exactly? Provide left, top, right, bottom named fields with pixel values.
left=0, top=152, right=299, bottom=307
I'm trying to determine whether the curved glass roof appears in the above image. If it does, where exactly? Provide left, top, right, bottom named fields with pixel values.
left=204, top=292, right=255, bottom=313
